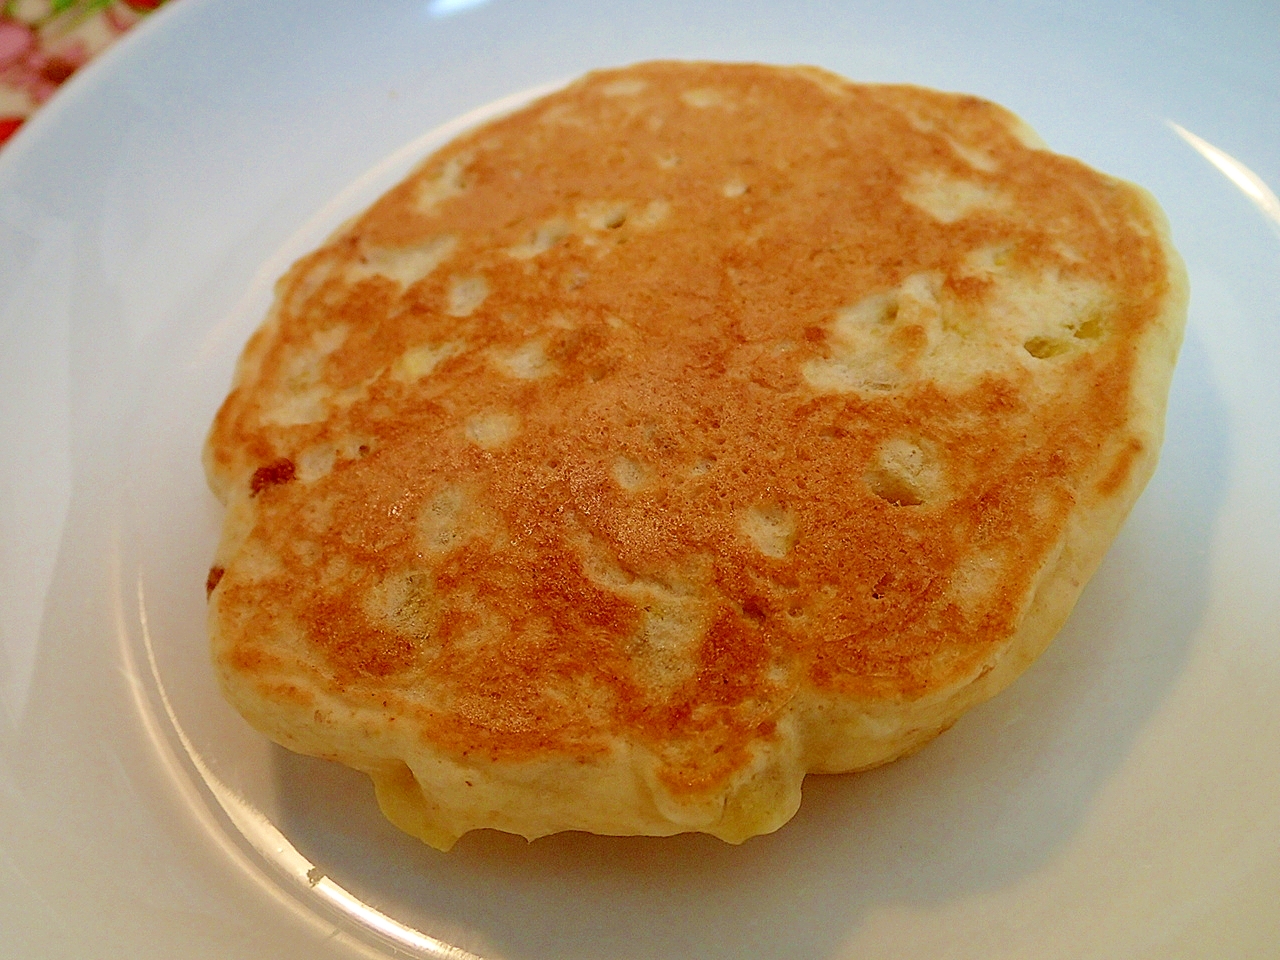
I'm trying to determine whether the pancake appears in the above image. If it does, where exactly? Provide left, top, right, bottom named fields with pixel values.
left=204, top=61, right=1187, bottom=850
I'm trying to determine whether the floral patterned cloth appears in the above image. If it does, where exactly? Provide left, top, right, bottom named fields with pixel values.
left=1, top=0, right=168, bottom=148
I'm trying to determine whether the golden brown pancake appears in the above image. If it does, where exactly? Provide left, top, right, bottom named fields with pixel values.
left=204, top=61, right=1187, bottom=849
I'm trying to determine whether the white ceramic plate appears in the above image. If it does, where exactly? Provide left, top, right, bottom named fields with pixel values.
left=2, top=1, right=1277, bottom=957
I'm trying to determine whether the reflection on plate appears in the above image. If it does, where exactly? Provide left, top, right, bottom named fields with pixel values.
left=2, top=2, right=1278, bottom=958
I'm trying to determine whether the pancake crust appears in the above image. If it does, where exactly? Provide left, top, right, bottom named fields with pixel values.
left=205, top=62, right=1187, bottom=849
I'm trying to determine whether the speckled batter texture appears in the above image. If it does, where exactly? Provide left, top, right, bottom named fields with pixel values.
left=205, top=61, right=1187, bottom=849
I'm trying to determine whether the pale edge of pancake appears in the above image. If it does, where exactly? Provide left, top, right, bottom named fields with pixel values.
left=205, top=112, right=1189, bottom=854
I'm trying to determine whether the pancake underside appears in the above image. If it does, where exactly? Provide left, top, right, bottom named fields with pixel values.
left=204, top=61, right=1187, bottom=849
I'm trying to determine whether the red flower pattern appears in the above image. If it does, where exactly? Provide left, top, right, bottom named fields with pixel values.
left=0, top=0, right=171, bottom=149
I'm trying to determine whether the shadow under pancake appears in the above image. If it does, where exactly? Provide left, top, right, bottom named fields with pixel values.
left=270, top=326, right=1224, bottom=960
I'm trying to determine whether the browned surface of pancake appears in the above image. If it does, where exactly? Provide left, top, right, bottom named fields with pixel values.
left=205, top=61, right=1186, bottom=847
